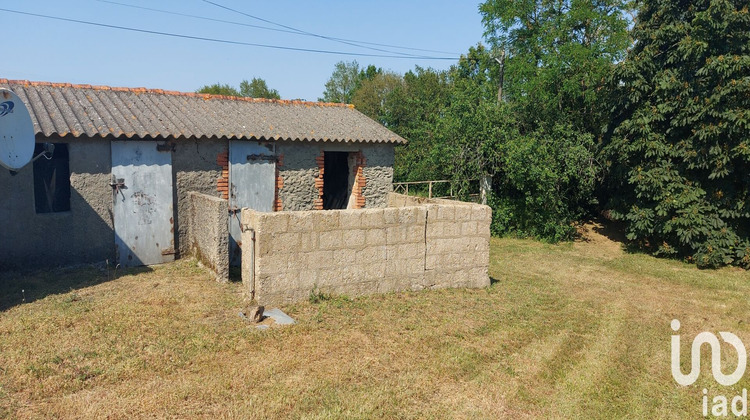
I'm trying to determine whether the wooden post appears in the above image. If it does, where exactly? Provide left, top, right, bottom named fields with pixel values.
left=428, top=182, right=433, bottom=198
left=405, top=184, right=409, bottom=196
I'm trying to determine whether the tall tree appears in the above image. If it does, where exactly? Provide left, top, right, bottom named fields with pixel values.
left=442, top=45, right=598, bottom=241
left=477, top=1, right=629, bottom=240
left=479, top=0, right=632, bottom=134
left=240, top=78, right=280, bottom=99
left=320, top=61, right=382, bottom=103
left=320, top=61, right=362, bottom=103
left=351, top=72, right=403, bottom=123
left=605, top=0, right=750, bottom=268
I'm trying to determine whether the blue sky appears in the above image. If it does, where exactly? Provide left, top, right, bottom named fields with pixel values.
left=1, top=1, right=485, bottom=101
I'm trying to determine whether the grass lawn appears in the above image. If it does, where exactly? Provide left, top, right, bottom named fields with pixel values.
left=1, top=223, right=749, bottom=418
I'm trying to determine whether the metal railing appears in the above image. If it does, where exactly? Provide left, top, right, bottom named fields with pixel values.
left=393, top=179, right=479, bottom=200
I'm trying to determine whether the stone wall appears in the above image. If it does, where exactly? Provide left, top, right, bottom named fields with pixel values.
left=276, top=141, right=394, bottom=211
left=241, top=194, right=491, bottom=305
left=188, top=192, right=230, bottom=282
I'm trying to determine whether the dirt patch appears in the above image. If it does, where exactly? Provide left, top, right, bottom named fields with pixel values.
left=573, top=220, right=625, bottom=260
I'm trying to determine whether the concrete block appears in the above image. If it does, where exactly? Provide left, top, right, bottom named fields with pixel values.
left=279, top=232, right=301, bottom=250
left=471, top=204, right=492, bottom=222
left=361, top=209, right=385, bottom=228
left=425, top=254, right=441, bottom=271
left=365, top=229, right=386, bottom=246
left=357, top=245, right=386, bottom=263
left=454, top=206, right=473, bottom=222
left=386, top=225, right=407, bottom=244
left=396, top=243, right=423, bottom=260
left=288, top=212, right=314, bottom=232
left=258, top=254, right=288, bottom=274
left=407, top=225, right=425, bottom=242
left=255, top=234, right=272, bottom=257
left=319, top=230, right=344, bottom=250
left=426, top=222, right=443, bottom=238
left=299, top=232, right=319, bottom=251
left=287, top=253, right=309, bottom=271
left=383, top=207, right=399, bottom=225
left=437, top=205, right=455, bottom=221
left=317, top=268, right=355, bottom=287
left=298, top=269, right=317, bottom=288
left=397, top=207, right=419, bottom=224
left=312, top=211, right=339, bottom=231
left=333, top=248, right=357, bottom=265
left=260, top=212, right=289, bottom=232
left=339, top=210, right=363, bottom=228
left=365, top=262, right=386, bottom=279
left=342, top=229, right=366, bottom=248
left=425, top=204, right=441, bottom=221
left=307, top=250, right=334, bottom=269
left=461, top=221, right=477, bottom=236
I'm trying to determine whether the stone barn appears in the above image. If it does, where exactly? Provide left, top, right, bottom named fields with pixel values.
left=0, top=79, right=404, bottom=270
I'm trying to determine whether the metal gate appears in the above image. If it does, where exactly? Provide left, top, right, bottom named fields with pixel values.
left=229, top=141, right=276, bottom=265
left=112, top=141, right=175, bottom=267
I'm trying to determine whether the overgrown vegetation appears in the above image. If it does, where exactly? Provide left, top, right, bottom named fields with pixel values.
left=319, top=0, right=749, bottom=266
left=604, top=0, right=750, bottom=268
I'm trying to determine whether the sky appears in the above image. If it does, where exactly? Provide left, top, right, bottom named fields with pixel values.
left=1, top=1, right=486, bottom=102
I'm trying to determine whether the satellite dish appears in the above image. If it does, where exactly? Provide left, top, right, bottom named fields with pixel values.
left=0, top=88, right=35, bottom=171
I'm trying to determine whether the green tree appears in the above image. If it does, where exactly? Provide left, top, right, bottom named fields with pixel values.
left=479, top=0, right=632, bottom=134
left=240, top=78, right=280, bottom=99
left=196, top=83, right=240, bottom=96
left=388, top=67, right=452, bottom=182
left=441, top=45, right=598, bottom=241
left=351, top=72, right=403, bottom=123
left=320, top=61, right=362, bottom=103
left=320, top=61, right=383, bottom=103
left=197, top=78, right=280, bottom=99
left=477, top=0, right=630, bottom=241
left=605, top=0, right=750, bottom=268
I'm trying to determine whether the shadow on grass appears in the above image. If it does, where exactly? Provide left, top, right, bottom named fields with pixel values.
left=0, top=264, right=153, bottom=312
left=490, top=276, right=500, bottom=285
left=591, top=218, right=628, bottom=244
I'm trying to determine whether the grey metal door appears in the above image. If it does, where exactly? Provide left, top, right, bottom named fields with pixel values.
left=112, top=141, right=174, bottom=267
left=229, top=141, right=275, bottom=265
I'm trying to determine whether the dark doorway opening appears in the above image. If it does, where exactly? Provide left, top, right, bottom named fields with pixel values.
left=323, top=152, right=349, bottom=210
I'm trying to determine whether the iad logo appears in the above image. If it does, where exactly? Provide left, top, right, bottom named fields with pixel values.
left=671, top=319, right=747, bottom=386
left=671, top=319, right=749, bottom=417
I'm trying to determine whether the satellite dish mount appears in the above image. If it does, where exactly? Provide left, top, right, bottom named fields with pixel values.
left=0, top=88, right=48, bottom=173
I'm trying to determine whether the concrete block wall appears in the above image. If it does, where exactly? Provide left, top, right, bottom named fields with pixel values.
left=188, top=192, right=230, bottom=282
left=241, top=194, right=491, bottom=305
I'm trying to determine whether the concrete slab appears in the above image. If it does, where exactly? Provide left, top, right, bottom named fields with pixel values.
left=264, top=308, right=296, bottom=325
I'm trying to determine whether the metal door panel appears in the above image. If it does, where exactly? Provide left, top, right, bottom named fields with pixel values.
left=112, top=141, right=174, bottom=267
left=229, top=141, right=275, bottom=265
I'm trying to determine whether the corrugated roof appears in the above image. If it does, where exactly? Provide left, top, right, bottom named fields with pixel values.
left=0, top=79, right=406, bottom=144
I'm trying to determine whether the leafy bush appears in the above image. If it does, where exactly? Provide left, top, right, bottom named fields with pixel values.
left=491, top=125, right=598, bottom=242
